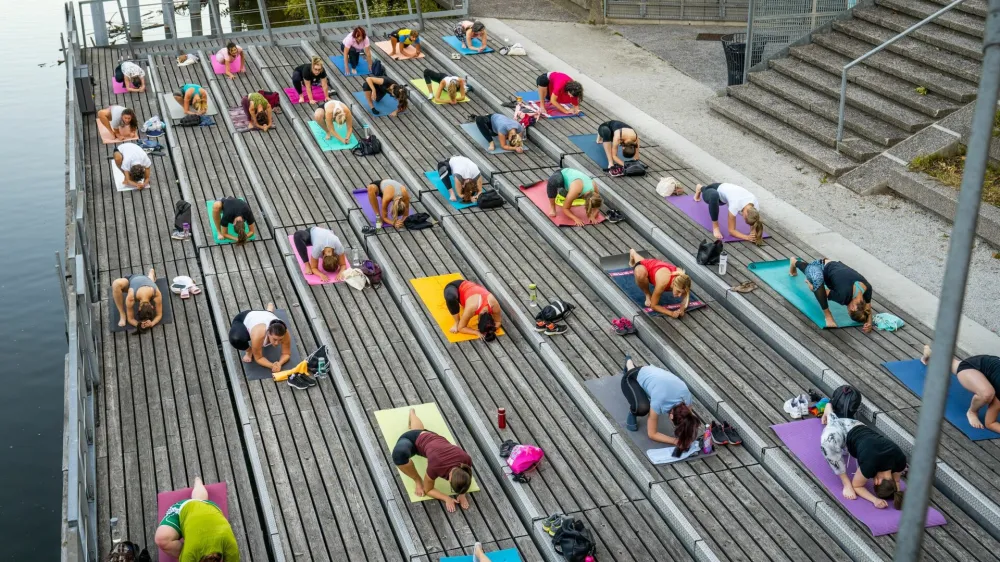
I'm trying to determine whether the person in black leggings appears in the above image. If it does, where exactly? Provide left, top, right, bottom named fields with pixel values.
left=362, top=76, right=410, bottom=116
left=789, top=258, right=874, bottom=331
left=291, top=57, right=328, bottom=104
left=470, top=113, right=524, bottom=153
left=422, top=69, right=466, bottom=104
left=596, top=120, right=639, bottom=169
left=922, top=347, right=1000, bottom=433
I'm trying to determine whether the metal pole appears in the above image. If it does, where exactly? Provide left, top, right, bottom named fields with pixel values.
left=893, top=1, right=1000, bottom=558
left=415, top=0, right=423, bottom=31
left=305, top=0, right=323, bottom=40
left=742, top=0, right=756, bottom=85
left=362, top=0, right=371, bottom=32
left=91, top=0, right=109, bottom=46
left=257, top=0, right=274, bottom=45
left=208, top=0, right=224, bottom=38
left=115, top=0, right=136, bottom=59
left=125, top=0, right=142, bottom=40
left=164, top=0, right=181, bottom=54
left=810, top=0, right=818, bottom=29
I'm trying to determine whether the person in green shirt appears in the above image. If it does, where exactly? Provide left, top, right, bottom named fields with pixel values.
left=154, top=477, right=239, bottom=562
left=241, top=92, right=272, bottom=131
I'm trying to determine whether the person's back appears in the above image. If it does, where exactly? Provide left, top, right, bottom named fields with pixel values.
left=560, top=168, right=592, bottom=195
left=243, top=309, right=277, bottom=332
left=823, top=261, right=870, bottom=305
left=178, top=500, right=239, bottom=562
left=636, top=366, right=691, bottom=415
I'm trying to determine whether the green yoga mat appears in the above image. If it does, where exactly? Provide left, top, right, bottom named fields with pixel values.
left=747, top=259, right=860, bottom=329
left=306, top=120, right=358, bottom=151
left=205, top=199, right=257, bottom=245
left=373, top=403, right=480, bottom=502
left=408, top=79, right=470, bottom=104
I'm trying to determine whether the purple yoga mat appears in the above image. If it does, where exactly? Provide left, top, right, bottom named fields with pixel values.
left=352, top=188, right=414, bottom=226
left=665, top=194, right=769, bottom=243
left=772, top=418, right=946, bottom=536
left=156, top=482, right=229, bottom=562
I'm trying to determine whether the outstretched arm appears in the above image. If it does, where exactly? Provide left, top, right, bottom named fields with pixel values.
left=150, top=293, right=163, bottom=326
left=728, top=213, right=751, bottom=242
left=647, top=412, right=678, bottom=445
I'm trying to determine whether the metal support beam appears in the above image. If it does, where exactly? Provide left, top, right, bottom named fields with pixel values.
left=415, top=0, right=423, bottom=31
left=126, top=0, right=142, bottom=40
left=208, top=0, right=224, bottom=38
left=305, top=0, right=324, bottom=40
left=115, top=0, right=137, bottom=59
left=257, top=0, right=274, bottom=45
left=191, top=0, right=203, bottom=36
left=741, top=0, right=756, bottom=84
left=90, top=0, right=109, bottom=46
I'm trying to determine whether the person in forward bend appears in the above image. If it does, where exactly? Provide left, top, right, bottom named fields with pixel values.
left=596, top=120, right=640, bottom=169
left=291, top=57, right=329, bottom=105
left=362, top=75, right=410, bottom=117
left=620, top=358, right=700, bottom=449
left=438, top=156, right=483, bottom=203
left=111, top=268, right=163, bottom=332
left=693, top=182, right=764, bottom=245
left=393, top=407, right=474, bottom=512
left=387, top=27, right=422, bottom=58
left=154, top=477, right=239, bottom=560
left=242, top=91, right=273, bottom=132
left=313, top=99, right=353, bottom=143
left=292, top=225, right=348, bottom=283
left=113, top=142, right=152, bottom=190
left=172, top=83, right=209, bottom=116
left=444, top=278, right=500, bottom=342
left=215, top=41, right=244, bottom=79
left=454, top=20, right=488, bottom=51
left=228, top=302, right=291, bottom=374
left=211, top=196, right=256, bottom=244
left=922, top=346, right=1000, bottom=433
left=340, top=26, right=373, bottom=76
left=97, top=105, right=138, bottom=139
left=821, top=409, right=906, bottom=510
left=788, top=257, right=873, bottom=332
left=534, top=70, right=582, bottom=116
left=114, top=60, right=146, bottom=92
left=545, top=168, right=602, bottom=226
left=422, top=69, right=467, bottom=105
left=629, top=248, right=692, bottom=319
left=470, top=112, right=524, bottom=153
left=366, top=179, right=411, bottom=229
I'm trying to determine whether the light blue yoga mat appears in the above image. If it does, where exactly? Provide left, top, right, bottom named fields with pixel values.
left=329, top=54, right=371, bottom=76
left=460, top=122, right=522, bottom=154
left=747, top=259, right=860, bottom=329
left=352, top=90, right=398, bottom=117
left=424, top=170, right=476, bottom=210
left=440, top=548, right=520, bottom=562
left=441, top=35, right=494, bottom=55
left=306, top=120, right=358, bottom=151
left=568, top=133, right=625, bottom=170
left=883, top=359, right=999, bottom=441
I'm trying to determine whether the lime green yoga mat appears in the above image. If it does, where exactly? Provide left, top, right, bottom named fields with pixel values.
left=205, top=199, right=257, bottom=245
left=306, top=120, right=358, bottom=151
left=747, top=259, right=860, bottom=329
left=373, top=403, right=480, bottom=502
left=408, top=79, right=470, bottom=104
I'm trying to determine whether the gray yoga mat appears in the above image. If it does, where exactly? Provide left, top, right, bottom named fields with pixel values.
left=162, top=93, right=220, bottom=119
left=583, top=373, right=716, bottom=465
left=240, top=309, right=302, bottom=381
left=459, top=122, right=527, bottom=155
left=107, top=277, right=175, bottom=333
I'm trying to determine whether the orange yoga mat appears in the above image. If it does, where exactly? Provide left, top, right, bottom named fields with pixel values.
left=374, top=40, right=424, bottom=59
left=96, top=119, right=139, bottom=144
left=410, top=273, right=503, bottom=343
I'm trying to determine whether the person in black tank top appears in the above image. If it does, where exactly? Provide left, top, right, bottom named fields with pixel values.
left=362, top=76, right=410, bottom=116
left=922, top=346, right=1000, bottom=433
left=596, top=120, right=640, bottom=169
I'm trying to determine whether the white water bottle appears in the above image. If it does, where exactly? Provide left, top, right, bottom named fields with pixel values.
left=718, top=251, right=728, bottom=276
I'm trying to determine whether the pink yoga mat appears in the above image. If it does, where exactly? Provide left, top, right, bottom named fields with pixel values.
left=665, top=194, right=769, bottom=243
left=156, top=482, right=229, bottom=562
left=519, top=180, right=605, bottom=227
left=112, top=78, right=130, bottom=94
left=96, top=119, right=138, bottom=144
left=284, top=85, right=326, bottom=104
left=286, top=234, right=346, bottom=285
left=771, top=418, right=946, bottom=536
left=352, top=188, right=414, bottom=227
left=211, top=53, right=243, bottom=74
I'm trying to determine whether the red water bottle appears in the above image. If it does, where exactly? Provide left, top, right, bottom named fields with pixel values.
left=497, top=407, right=506, bottom=429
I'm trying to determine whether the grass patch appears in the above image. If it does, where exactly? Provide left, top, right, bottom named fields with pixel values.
left=994, top=109, right=1000, bottom=138
left=909, top=145, right=1000, bottom=209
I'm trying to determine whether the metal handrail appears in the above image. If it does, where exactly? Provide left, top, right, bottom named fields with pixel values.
left=836, top=0, right=967, bottom=144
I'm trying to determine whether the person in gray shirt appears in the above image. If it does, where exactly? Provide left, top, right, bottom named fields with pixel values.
left=292, top=226, right=348, bottom=282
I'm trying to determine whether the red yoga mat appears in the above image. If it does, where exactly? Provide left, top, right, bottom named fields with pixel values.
left=519, top=180, right=605, bottom=226
left=156, top=482, right=229, bottom=562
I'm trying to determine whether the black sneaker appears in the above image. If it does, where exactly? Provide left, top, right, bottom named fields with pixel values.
left=710, top=422, right=729, bottom=446
left=302, top=374, right=318, bottom=387
left=607, top=209, right=624, bottom=223
left=372, top=107, right=380, bottom=115
left=362, top=225, right=378, bottom=235
left=534, top=320, right=548, bottom=332
left=722, top=422, right=742, bottom=445
left=287, top=374, right=310, bottom=390
left=807, top=388, right=823, bottom=403
left=543, top=324, right=567, bottom=336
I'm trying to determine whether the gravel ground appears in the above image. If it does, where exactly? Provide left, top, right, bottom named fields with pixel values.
left=496, top=20, right=1000, bottom=334
left=469, top=0, right=587, bottom=22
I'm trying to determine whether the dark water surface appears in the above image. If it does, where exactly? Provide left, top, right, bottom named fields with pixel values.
left=0, top=1, right=70, bottom=559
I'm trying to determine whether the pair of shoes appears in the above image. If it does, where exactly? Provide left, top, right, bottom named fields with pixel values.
left=542, top=513, right=564, bottom=536
left=710, top=421, right=742, bottom=445
left=170, top=230, right=191, bottom=240
left=729, top=281, right=757, bottom=293
left=611, top=317, right=636, bottom=335
left=606, top=209, right=624, bottom=223
left=783, top=394, right=811, bottom=419
left=362, top=225, right=378, bottom=235
left=807, top=388, right=824, bottom=403
left=535, top=321, right=567, bottom=335
left=608, top=165, right=625, bottom=178
left=288, top=373, right=317, bottom=390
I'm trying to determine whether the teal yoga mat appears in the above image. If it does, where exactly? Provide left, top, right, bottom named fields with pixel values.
left=747, top=259, right=860, bottom=329
left=441, top=35, right=494, bottom=55
left=440, top=548, right=520, bottom=562
left=424, top=170, right=477, bottom=210
left=307, top=120, right=358, bottom=151
left=205, top=199, right=257, bottom=245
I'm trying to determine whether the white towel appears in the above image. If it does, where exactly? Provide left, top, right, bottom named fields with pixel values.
left=646, top=441, right=701, bottom=464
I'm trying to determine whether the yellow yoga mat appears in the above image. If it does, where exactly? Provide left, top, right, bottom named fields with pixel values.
left=374, top=403, right=480, bottom=502
left=408, top=79, right=470, bottom=104
left=410, top=273, right=504, bottom=343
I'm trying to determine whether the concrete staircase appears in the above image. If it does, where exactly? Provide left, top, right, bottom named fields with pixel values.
left=709, top=0, right=986, bottom=176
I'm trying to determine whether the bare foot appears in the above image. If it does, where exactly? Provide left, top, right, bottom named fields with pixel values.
left=414, top=482, right=425, bottom=497
left=644, top=296, right=652, bottom=307
left=825, top=318, right=838, bottom=329
left=242, top=350, right=253, bottom=363
left=118, top=317, right=126, bottom=328
left=967, top=411, right=985, bottom=429
left=473, top=542, right=486, bottom=561
left=788, top=257, right=798, bottom=277
left=458, top=494, right=470, bottom=510
left=920, top=344, right=931, bottom=365
left=693, top=184, right=703, bottom=202
left=548, top=209, right=556, bottom=217
left=712, top=227, right=724, bottom=240
left=628, top=248, right=640, bottom=267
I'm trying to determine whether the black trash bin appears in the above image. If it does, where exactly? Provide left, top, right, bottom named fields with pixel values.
left=721, top=33, right=767, bottom=86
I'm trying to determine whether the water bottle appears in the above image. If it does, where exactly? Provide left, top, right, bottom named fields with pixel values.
left=497, top=407, right=506, bottom=429
left=528, top=283, right=537, bottom=307
left=363, top=124, right=371, bottom=139
left=702, top=424, right=713, bottom=454
left=182, top=222, right=190, bottom=236
left=316, top=357, right=326, bottom=377
left=351, top=247, right=361, bottom=267
left=110, top=516, right=122, bottom=545
left=718, top=251, right=728, bottom=276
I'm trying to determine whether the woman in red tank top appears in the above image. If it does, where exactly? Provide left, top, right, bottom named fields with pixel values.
left=629, top=248, right=692, bottom=318
left=443, top=279, right=502, bottom=341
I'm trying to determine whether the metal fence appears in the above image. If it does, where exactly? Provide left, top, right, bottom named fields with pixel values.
left=604, top=0, right=749, bottom=22
left=742, top=0, right=854, bottom=81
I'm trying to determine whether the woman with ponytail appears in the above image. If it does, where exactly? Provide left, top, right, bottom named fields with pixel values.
left=789, top=257, right=874, bottom=332
left=620, top=357, right=699, bottom=451
left=545, top=168, right=602, bottom=226
left=422, top=69, right=467, bottom=105
left=154, top=477, right=239, bottom=561
left=366, top=179, right=411, bottom=229
left=227, top=302, right=291, bottom=374
left=211, top=197, right=257, bottom=245
left=444, top=279, right=501, bottom=342
left=392, top=408, right=474, bottom=512
left=693, top=182, right=764, bottom=245
left=313, top=99, right=353, bottom=143
left=628, top=248, right=692, bottom=319
left=821, top=411, right=906, bottom=510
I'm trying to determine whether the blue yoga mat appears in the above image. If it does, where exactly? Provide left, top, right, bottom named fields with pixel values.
left=440, top=548, right=520, bottom=562
left=351, top=90, right=398, bottom=117
left=306, top=120, right=358, bottom=151
left=460, top=122, right=524, bottom=154
left=883, top=359, right=999, bottom=440
left=441, top=35, right=494, bottom=55
left=599, top=252, right=705, bottom=317
left=513, top=91, right=584, bottom=119
left=329, top=54, right=371, bottom=76
left=568, top=133, right=626, bottom=170
left=424, top=170, right=477, bottom=210
left=748, top=259, right=860, bottom=329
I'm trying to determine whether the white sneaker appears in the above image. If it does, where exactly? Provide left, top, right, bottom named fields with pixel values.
left=799, top=394, right=811, bottom=418
left=783, top=396, right=803, bottom=419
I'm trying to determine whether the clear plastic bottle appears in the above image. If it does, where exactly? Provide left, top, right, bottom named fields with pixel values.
left=351, top=247, right=361, bottom=267
left=528, top=284, right=537, bottom=307
left=110, top=516, right=122, bottom=545
left=363, top=124, right=371, bottom=139
left=316, top=357, right=326, bottom=377
left=718, top=251, right=728, bottom=276
left=182, top=222, right=190, bottom=237
left=702, top=424, right=713, bottom=454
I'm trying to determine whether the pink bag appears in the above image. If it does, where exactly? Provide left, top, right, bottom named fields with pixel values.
left=506, top=444, right=544, bottom=482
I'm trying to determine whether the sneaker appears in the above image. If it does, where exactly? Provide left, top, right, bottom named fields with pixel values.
left=798, top=394, right=811, bottom=418
left=534, top=320, right=548, bottom=332
left=542, top=513, right=564, bottom=536
left=612, top=318, right=636, bottom=335
left=606, top=209, right=624, bottom=223
left=543, top=323, right=567, bottom=336
left=608, top=165, right=625, bottom=178
left=287, top=374, right=310, bottom=390
left=625, top=412, right=638, bottom=432
left=710, top=422, right=729, bottom=446
left=807, top=388, right=823, bottom=403
left=723, top=422, right=742, bottom=445
left=171, top=230, right=188, bottom=240
left=302, top=374, right=318, bottom=387
left=783, top=396, right=803, bottom=419
left=362, top=225, right=378, bottom=235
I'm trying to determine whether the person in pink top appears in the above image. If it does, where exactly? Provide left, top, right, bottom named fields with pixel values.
left=215, top=41, right=244, bottom=80
left=340, top=26, right=373, bottom=76
left=535, top=71, right=583, bottom=116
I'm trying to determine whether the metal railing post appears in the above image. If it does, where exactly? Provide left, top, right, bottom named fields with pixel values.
left=305, top=0, right=323, bottom=39
left=115, top=0, right=137, bottom=58
left=257, top=0, right=274, bottom=45
left=164, top=0, right=181, bottom=53
left=894, top=0, right=1000, bottom=557
left=208, top=0, right=225, bottom=38
left=90, top=0, right=109, bottom=46
left=125, top=0, right=142, bottom=40
left=415, top=0, right=423, bottom=30
left=362, top=0, right=371, bottom=31
left=742, top=0, right=756, bottom=84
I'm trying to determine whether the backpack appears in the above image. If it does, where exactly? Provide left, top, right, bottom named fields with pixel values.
left=624, top=160, right=647, bottom=176
left=352, top=135, right=383, bottom=157
left=403, top=212, right=434, bottom=230
left=499, top=440, right=544, bottom=483
left=306, top=345, right=330, bottom=376
left=361, top=260, right=382, bottom=288
left=177, top=114, right=201, bottom=127
left=696, top=239, right=723, bottom=265
left=535, top=299, right=575, bottom=323
left=173, top=200, right=192, bottom=231
left=107, top=541, right=151, bottom=562
left=477, top=189, right=505, bottom=209
left=141, top=116, right=163, bottom=133
left=371, top=59, right=385, bottom=77
left=552, top=517, right=596, bottom=562
left=830, top=385, right=862, bottom=419
left=258, top=90, right=280, bottom=110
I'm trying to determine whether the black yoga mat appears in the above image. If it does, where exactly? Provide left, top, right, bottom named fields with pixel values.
left=239, top=309, right=302, bottom=381
left=599, top=251, right=706, bottom=317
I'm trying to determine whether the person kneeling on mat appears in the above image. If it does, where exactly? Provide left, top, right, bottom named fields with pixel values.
left=922, top=346, right=1000, bottom=433
left=172, top=83, right=208, bottom=116
left=229, top=303, right=291, bottom=374
left=242, top=91, right=273, bottom=132
left=111, top=268, right=163, bottom=332
left=313, top=99, right=353, bottom=143
left=546, top=168, right=602, bottom=226
left=423, top=69, right=467, bottom=105
left=154, top=477, right=238, bottom=561
left=693, top=182, right=764, bottom=245
left=113, top=142, right=152, bottom=190
left=388, top=28, right=422, bottom=58
left=291, top=57, right=329, bottom=105
left=445, top=279, right=500, bottom=342
left=367, top=179, right=411, bottom=229
left=438, top=156, right=483, bottom=203
left=215, top=41, right=244, bottom=80
left=341, top=26, right=373, bottom=75
left=629, top=248, right=691, bottom=319
left=114, top=60, right=146, bottom=92
left=471, top=113, right=524, bottom=153
left=454, top=20, right=488, bottom=51
left=621, top=357, right=700, bottom=449
left=362, top=76, right=410, bottom=117
left=596, top=120, right=639, bottom=170
left=821, top=410, right=905, bottom=509
left=788, top=258, right=873, bottom=332
left=211, top=196, right=257, bottom=245
left=292, top=226, right=348, bottom=283
left=393, top=407, right=474, bottom=512
left=535, top=71, right=582, bottom=116
left=98, top=105, right=138, bottom=139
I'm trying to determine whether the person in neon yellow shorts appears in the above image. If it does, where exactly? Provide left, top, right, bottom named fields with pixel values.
left=154, top=477, right=239, bottom=561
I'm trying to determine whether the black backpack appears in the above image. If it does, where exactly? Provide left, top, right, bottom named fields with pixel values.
left=624, top=160, right=647, bottom=176
left=697, top=239, right=724, bottom=265
left=552, top=517, right=596, bottom=562
left=353, top=135, right=382, bottom=157
left=477, top=189, right=505, bottom=209
left=173, top=200, right=192, bottom=231
left=177, top=114, right=201, bottom=127
left=830, top=385, right=862, bottom=418
left=403, top=212, right=434, bottom=230
left=306, top=345, right=330, bottom=376
left=371, top=59, right=385, bottom=77
left=535, top=299, right=575, bottom=323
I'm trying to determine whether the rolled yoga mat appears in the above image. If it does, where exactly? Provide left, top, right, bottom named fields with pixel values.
left=409, top=78, right=471, bottom=104
left=162, top=93, right=219, bottom=119
left=441, top=548, right=521, bottom=562
left=747, top=259, right=860, bottom=329
left=204, top=199, right=258, bottom=245
left=283, top=84, right=327, bottom=105
left=374, top=40, right=424, bottom=59
left=373, top=402, right=481, bottom=502
left=460, top=122, right=524, bottom=154
left=352, top=90, right=399, bottom=117
left=239, top=309, right=302, bottom=381
left=329, top=54, right=371, bottom=76
left=210, top=53, right=243, bottom=74
left=517, top=180, right=606, bottom=226
left=351, top=188, right=415, bottom=227
left=307, top=120, right=358, bottom=151
left=665, top=194, right=770, bottom=243
left=583, top=373, right=716, bottom=464
left=599, top=251, right=706, bottom=317
left=286, top=233, right=348, bottom=286
left=440, top=35, right=494, bottom=55
left=424, top=170, right=477, bottom=210
left=156, top=482, right=229, bottom=562
left=883, top=359, right=999, bottom=441
left=107, top=277, right=175, bottom=333
left=771, top=418, right=946, bottom=536
left=567, top=133, right=626, bottom=170
left=512, top=91, right=583, bottom=118
left=409, top=273, right=504, bottom=342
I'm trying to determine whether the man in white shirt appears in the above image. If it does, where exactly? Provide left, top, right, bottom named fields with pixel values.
left=114, top=143, right=152, bottom=190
